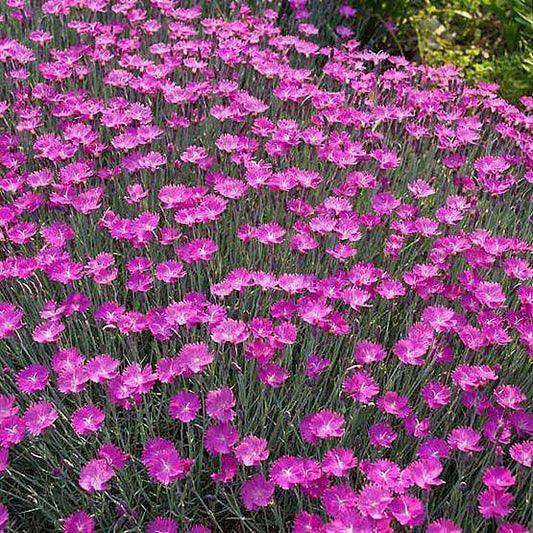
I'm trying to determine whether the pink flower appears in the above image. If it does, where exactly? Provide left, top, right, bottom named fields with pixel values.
left=85, top=355, right=119, bottom=383
left=146, top=518, right=177, bottom=533
left=32, top=320, right=65, bottom=343
left=0, top=504, right=7, bottom=532
left=509, top=441, right=532, bottom=467
left=204, top=423, right=239, bottom=455
left=257, top=363, right=289, bottom=388
left=72, top=405, right=105, bottom=435
left=377, top=391, right=411, bottom=418
left=305, top=353, right=330, bottom=379
left=16, top=365, right=49, bottom=394
left=448, top=426, right=483, bottom=453
left=393, top=338, right=427, bottom=365
left=357, top=484, right=392, bottom=519
left=234, top=435, right=269, bottom=466
left=493, top=385, right=526, bottom=410
left=343, top=370, right=380, bottom=403
left=300, top=410, right=345, bottom=443
left=270, top=456, right=304, bottom=490
left=155, top=261, right=186, bottom=283
left=426, top=519, right=463, bottom=532
left=478, top=488, right=514, bottom=518
left=0, top=449, right=8, bottom=473
left=211, top=455, right=238, bottom=484
left=98, top=444, right=129, bottom=470
left=389, top=495, right=426, bottom=527
left=254, top=223, right=286, bottom=245
left=361, top=459, right=402, bottom=489
left=142, top=438, right=194, bottom=484
left=0, top=303, right=24, bottom=338
left=482, top=467, right=515, bottom=491
left=293, top=512, right=323, bottom=532
left=79, top=459, right=115, bottom=493
left=241, top=474, right=275, bottom=511
left=354, top=341, right=387, bottom=364
left=0, top=416, right=24, bottom=448
left=422, top=305, right=458, bottom=332
left=210, top=319, right=249, bottom=344
left=368, top=422, right=397, bottom=449
left=177, top=343, right=214, bottom=374
left=322, top=448, right=358, bottom=477
left=206, top=388, right=235, bottom=422
left=321, top=484, right=357, bottom=517
left=177, top=239, right=217, bottom=263
left=169, top=391, right=200, bottom=423
left=474, top=281, right=506, bottom=309
left=63, top=511, right=94, bottom=533
left=406, top=458, right=445, bottom=489
left=23, top=401, right=58, bottom=436
left=421, top=381, right=452, bottom=409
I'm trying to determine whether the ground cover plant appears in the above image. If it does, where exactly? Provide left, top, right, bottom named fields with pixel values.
left=276, top=0, right=533, bottom=104
left=0, top=0, right=532, bottom=531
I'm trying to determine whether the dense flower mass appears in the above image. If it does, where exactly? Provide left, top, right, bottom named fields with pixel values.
left=0, top=0, right=531, bottom=531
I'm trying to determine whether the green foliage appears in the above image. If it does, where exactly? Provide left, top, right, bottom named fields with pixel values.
left=270, top=0, right=533, bottom=103
left=409, top=0, right=533, bottom=102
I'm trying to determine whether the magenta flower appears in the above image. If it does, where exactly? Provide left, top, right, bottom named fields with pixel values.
left=354, top=341, right=387, bottom=364
left=210, top=319, right=249, bottom=344
left=478, top=488, right=514, bottom=518
left=426, top=519, right=463, bottom=533
left=321, top=483, right=357, bottom=518
left=240, top=474, right=275, bottom=511
left=509, top=441, right=532, bottom=467
left=177, top=343, right=214, bottom=374
left=389, top=495, right=426, bottom=527
left=305, top=353, right=331, bottom=378
left=23, top=401, right=58, bottom=436
left=210, top=455, right=238, bottom=484
left=300, top=410, right=345, bottom=443
left=368, top=422, right=397, bottom=449
left=0, top=416, right=24, bottom=448
left=204, top=423, right=239, bottom=455
left=357, top=484, right=392, bottom=519
left=142, top=438, right=194, bottom=484
left=269, top=456, right=304, bottom=490
left=79, top=459, right=115, bottom=493
left=0, top=449, right=8, bottom=474
left=16, top=365, right=49, bottom=394
left=146, top=518, right=177, bottom=533
left=343, top=370, right=380, bottom=403
left=169, top=391, right=201, bottom=423
left=377, top=391, right=412, bottom=418
left=206, top=388, right=236, bottom=422
left=85, top=355, right=119, bottom=383
left=63, top=511, right=94, bottom=533
left=0, top=504, right=7, bottom=533
left=257, top=363, right=289, bottom=388
left=234, top=435, right=269, bottom=466
left=448, top=427, right=483, bottom=453
left=322, top=447, right=358, bottom=477
left=0, top=303, right=24, bottom=339
left=71, top=405, right=105, bottom=435
left=360, top=459, right=402, bottom=489
left=493, top=385, right=526, bottom=410
left=293, top=512, right=323, bottom=533
left=421, top=381, right=452, bottom=409
left=406, top=458, right=445, bottom=489
left=482, top=467, right=516, bottom=491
